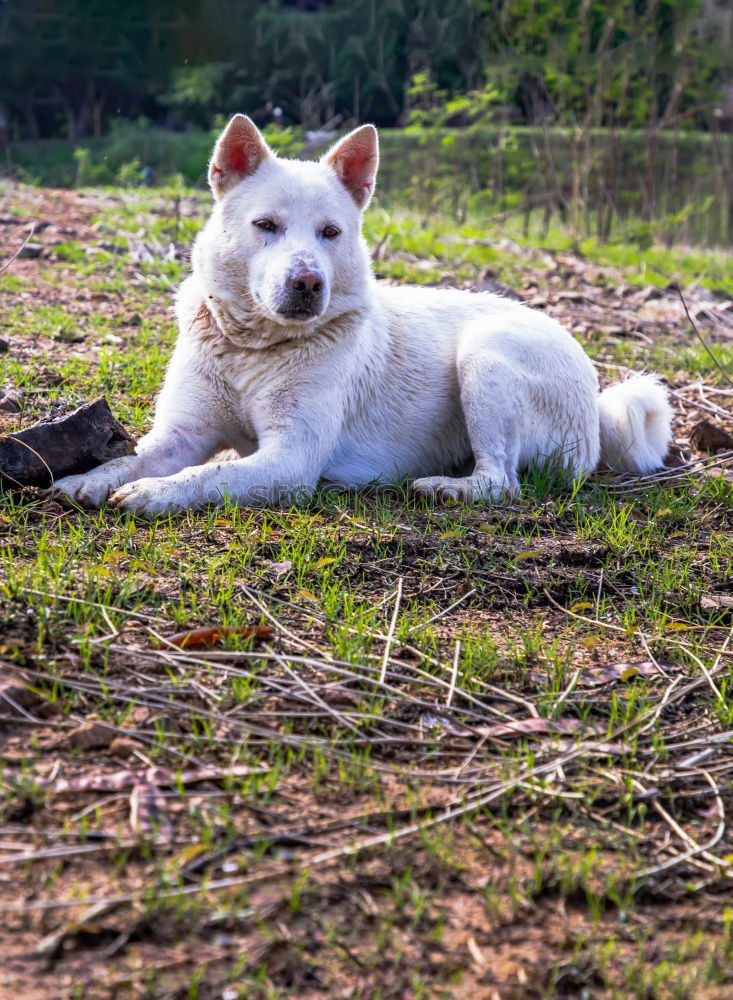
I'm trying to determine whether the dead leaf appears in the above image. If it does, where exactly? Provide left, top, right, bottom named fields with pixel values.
left=421, top=713, right=585, bottom=740
left=50, top=719, right=117, bottom=751
left=162, top=624, right=274, bottom=649
left=108, top=736, right=144, bottom=757
left=580, top=661, right=666, bottom=687
left=266, top=560, right=292, bottom=575
left=701, top=594, right=733, bottom=612
left=475, top=717, right=584, bottom=739
left=690, top=418, right=733, bottom=454
left=296, top=589, right=319, bottom=603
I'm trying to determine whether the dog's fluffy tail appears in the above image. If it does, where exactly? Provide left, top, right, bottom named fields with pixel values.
left=597, top=374, right=673, bottom=474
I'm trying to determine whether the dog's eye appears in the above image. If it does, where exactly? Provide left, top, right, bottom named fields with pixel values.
left=254, top=218, right=277, bottom=233
left=322, top=225, right=340, bottom=240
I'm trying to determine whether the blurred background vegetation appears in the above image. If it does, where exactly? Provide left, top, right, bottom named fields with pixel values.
left=0, top=0, right=732, bottom=248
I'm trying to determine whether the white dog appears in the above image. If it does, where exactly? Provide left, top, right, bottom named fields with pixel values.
left=53, top=115, right=672, bottom=516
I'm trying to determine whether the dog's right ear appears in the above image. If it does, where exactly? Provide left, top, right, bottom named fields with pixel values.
left=208, top=114, right=272, bottom=198
left=323, top=124, right=379, bottom=209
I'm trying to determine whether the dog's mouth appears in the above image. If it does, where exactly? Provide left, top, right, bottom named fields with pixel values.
left=276, top=305, right=322, bottom=322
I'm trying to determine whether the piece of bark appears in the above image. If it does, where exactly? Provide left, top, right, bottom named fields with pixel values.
left=0, top=396, right=135, bottom=488
left=690, top=418, right=733, bottom=454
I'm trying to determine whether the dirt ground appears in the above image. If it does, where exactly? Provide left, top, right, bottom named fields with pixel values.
left=1, top=185, right=733, bottom=999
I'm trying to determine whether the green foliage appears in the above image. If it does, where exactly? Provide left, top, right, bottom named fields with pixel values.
left=0, top=0, right=729, bottom=141
left=116, top=157, right=143, bottom=188
left=9, top=122, right=733, bottom=247
left=0, top=0, right=195, bottom=139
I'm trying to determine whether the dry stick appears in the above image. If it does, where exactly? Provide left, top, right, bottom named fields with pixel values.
left=544, top=587, right=729, bottom=638
left=23, top=586, right=168, bottom=624
left=408, top=587, right=477, bottom=633
left=696, top=384, right=731, bottom=418
left=0, top=659, right=212, bottom=772
left=3, top=679, right=724, bottom=913
left=668, top=640, right=722, bottom=701
left=262, top=643, right=361, bottom=735
left=0, top=843, right=144, bottom=866
left=680, top=640, right=733, bottom=660
left=667, top=385, right=723, bottom=420
left=240, top=584, right=333, bottom=660
left=446, top=641, right=460, bottom=709
left=637, top=631, right=669, bottom=679
left=0, top=222, right=35, bottom=275
left=676, top=285, right=733, bottom=388
left=17, top=659, right=484, bottom=783
left=20, top=603, right=729, bottom=905
left=635, top=770, right=726, bottom=880
left=602, top=450, right=733, bottom=493
left=239, top=584, right=521, bottom=720
left=103, top=637, right=515, bottom=729
left=379, top=576, right=402, bottom=685
left=244, top=581, right=544, bottom=721
left=148, top=630, right=369, bottom=736
left=634, top=620, right=733, bottom=743
left=595, top=568, right=604, bottom=619
left=543, top=587, right=628, bottom=634
left=550, top=667, right=583, bottom=721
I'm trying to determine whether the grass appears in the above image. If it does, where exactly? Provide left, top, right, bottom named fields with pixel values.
left=0, top=178, right=732, bottom=997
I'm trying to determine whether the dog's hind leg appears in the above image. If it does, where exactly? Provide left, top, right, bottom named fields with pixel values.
left=413, top=350, right=522, bottom=503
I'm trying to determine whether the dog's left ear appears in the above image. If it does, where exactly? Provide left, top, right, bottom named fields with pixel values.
left=209, top=114, right=272, bottom=198
left=323, top=124, right=379, bottom=210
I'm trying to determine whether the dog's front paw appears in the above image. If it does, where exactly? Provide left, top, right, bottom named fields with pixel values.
left=109, top=477, right=187, bottom=518
left=52, top=469, right=120, bottom=508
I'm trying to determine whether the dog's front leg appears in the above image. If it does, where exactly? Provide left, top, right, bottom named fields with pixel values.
left=52, top=349, right=228, bottom=508
left=52, top=426, right=225, bottom=508
left=108, top=418, right=334, bottom=517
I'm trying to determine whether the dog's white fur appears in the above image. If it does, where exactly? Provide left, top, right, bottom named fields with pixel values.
left=54, top=115, right=672, bottom=516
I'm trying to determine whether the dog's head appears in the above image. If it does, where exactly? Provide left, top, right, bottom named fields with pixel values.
left=194, top=114, right=378, bottom=340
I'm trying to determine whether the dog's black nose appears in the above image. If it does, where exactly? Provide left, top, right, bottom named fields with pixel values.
left=289, top=269, right=323, bottom=294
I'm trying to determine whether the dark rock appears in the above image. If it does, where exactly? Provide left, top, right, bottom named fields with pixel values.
left=18, top=242, right=44, bottom=259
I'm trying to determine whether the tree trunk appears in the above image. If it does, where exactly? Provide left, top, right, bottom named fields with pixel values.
left=21, top=100, right=40, bottom=140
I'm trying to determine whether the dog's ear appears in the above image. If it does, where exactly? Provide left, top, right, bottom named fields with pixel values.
left=208, top=114, right=272, bottom=198
left=323, top=124, right=379, bottom=209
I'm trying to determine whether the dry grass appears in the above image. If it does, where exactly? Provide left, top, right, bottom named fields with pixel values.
left=1, top=182, right=733, bottom=999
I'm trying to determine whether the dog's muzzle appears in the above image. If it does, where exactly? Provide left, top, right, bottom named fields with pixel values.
left=277, top=267, right=325, bottom=321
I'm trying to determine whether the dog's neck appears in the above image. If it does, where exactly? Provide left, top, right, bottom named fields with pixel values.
left=192, top=294, right=364, bottom=354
